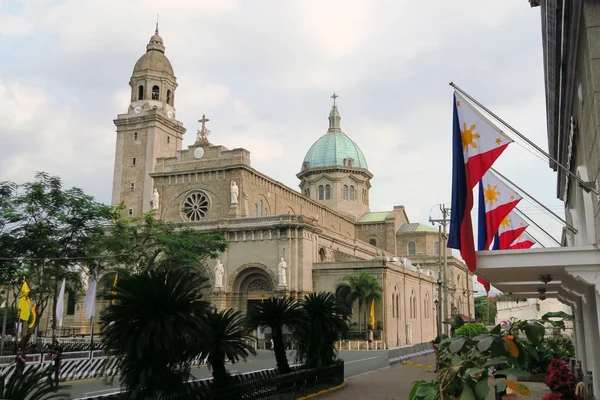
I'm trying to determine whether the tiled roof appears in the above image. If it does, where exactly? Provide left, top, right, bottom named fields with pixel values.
left=397, top=223, right=438, bottom=234
left=358, top=212, right=391, bottom=223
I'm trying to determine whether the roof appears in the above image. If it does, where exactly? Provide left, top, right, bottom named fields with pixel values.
left=133, top=32, right=174, bottom=76
left=358, top=212, right=390, bottom=223
left=397, top=223, right=438, bottom=234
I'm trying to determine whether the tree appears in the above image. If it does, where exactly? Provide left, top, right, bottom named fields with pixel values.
left=293, top=292, right=350, bottom=368
left=247, top=297, right=304, bottom=374
left=198, top=308, right=257, bottom=388
left=342, top=272, right=382, bottom=330
left=100, top=268, right=210, bottom=399
left=0, top=172, right=117, bottom=344
left=0, top=368, right=69, bottom=399
left=474, top=296, right=497, bottom=324
left=102, top=212, right=228, bottom=274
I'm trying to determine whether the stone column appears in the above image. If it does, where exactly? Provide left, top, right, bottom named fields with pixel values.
left=211, top=290, right=228, bottom=311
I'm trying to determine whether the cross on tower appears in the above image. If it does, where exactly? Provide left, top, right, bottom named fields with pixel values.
left=199, top=114, right=210, bottom=131
left=331, top=93, right=338, bottom=106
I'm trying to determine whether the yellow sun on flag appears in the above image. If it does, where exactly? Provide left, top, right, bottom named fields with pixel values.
left=484, top=184, right=501, bottom=206
left=461, top=123, right=480, bottom=150
left=495, top=137, right=502, bottom=145
left=500, top=216, right=511, bottom=229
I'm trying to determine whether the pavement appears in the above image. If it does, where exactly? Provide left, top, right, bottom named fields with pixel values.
left=61, top=349, right=390, bottom=398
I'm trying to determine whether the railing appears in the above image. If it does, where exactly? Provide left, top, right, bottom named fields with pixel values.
left=75, top=361, right=344, bottom=400
left=388, top=342, right=434, bottom=365
left=342, top=330, right=382, bottom=341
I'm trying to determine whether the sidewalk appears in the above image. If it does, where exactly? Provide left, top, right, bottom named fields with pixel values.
left=323, top=354, right=551, bottom=400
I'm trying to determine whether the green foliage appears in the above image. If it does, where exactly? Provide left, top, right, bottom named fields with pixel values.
left=474, top=296, right=497, bottom=324
left=294, top=292, right=350, bottom=368
left=0, top=367, right=69, bottom=399
left=342, top=272, right=382, bottom=330
left=247, top=297, right=304, bottom=374
left=102, top=212, right=228, bottom=274
left=454, top=323, right=488, bottom=338
left=100, top=268, right=210, bottom=399
left=197, top=308, right=257, bottom=388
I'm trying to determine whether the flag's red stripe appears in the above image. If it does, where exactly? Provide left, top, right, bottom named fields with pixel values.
left=484, top=199, right=521, bottom=249
left=465, top=144, right=510, bottom=189
left=498, top=226, right=528, bottom=249
left=508, top=240, right=535, bottom=250
left=477, top=276, right=490, bottom=292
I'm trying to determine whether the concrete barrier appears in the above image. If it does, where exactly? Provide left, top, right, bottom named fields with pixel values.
left=388, top=342, right=434, bottom=365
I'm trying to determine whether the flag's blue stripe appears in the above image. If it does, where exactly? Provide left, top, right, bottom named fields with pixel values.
left=449, top=94, right=466, bottom=250
left=477, top=181, right=487, bottom=251
left=492, top=233, right=500, bottom=250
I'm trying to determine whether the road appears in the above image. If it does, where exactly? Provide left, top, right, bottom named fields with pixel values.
left=62, top=349, right=390, bottom=398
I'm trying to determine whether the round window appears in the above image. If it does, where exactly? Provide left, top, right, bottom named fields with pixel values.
left=182, top=191, right=210, bottom=221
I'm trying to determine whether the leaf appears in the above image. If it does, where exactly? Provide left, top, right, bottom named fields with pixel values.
left=521, top=342, right=539, bottom=361
left=451, top=356, right=464, bottom=366
left=490, top=324, right=502, bottom=335
left=507, top=380, right=531, bottom=396
left=465, top=367, right=485, bottom=377
left=494, top=368, right=531, bottom=377
left=450, top=337, right=467, bottom=353
left=524, top=324, right=541, bottom=346
left=484, top=357, right=508, bottom=367
left=504, top=338, right=519, bottom=358
left=415, top=383, right=437, bottom=400
left=476, top=375, right=491, bottom=400
left=409, top=380, right=426, bottom=400
left=477, top=336, right=495, bottom=352
left=541, top=311, right=573, bottom=320
left=460, top=383, right=476, bottom=400
left=496, top=379, right=507, bottom=392
left=472, top=333, right=491, bottom=341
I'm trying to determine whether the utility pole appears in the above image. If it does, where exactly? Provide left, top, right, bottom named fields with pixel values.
left=430, top=204, right=450, bottom=336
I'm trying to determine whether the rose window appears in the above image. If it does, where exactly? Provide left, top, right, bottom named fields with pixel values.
left=182, top=192, right=210, bottom=221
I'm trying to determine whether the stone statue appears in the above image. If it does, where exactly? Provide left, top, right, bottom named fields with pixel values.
left=214, top=260, right=224, bottom=289
left=277, top=257, right=287, bottom=287
left=230, top=181, right=239, bottom=205
left=151, top=188, right=160, bottom=210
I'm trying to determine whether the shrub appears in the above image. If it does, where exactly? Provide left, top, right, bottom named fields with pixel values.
left=544, top=358, right=578, bottom=400
left=453, top=323, right=487, bottom=337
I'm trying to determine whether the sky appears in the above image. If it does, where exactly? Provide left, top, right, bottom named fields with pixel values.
left=0, top=0, right=566, bottom=291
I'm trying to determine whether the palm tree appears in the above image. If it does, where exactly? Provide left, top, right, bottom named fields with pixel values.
left=247, top=297, right=304, bottom=374
left=197, top=308, right=257, bottom=387
left=100, top=267, right=210, bottom=399
left=293, top=292, right=350, bottom=368
left=0, top=368, right=69, bottom=399
left=343, top=272, right=383, bottom=331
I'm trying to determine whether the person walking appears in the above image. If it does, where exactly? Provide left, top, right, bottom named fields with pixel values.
left=12, top=350, right=26, bottom=378
left=47, top=343, right=62, bottom=387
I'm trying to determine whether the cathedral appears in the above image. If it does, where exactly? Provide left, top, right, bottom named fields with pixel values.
left=58, top=28, right=473, bottom=348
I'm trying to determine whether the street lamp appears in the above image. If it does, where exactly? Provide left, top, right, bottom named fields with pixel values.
left=434, top=299, right=440, bottom=339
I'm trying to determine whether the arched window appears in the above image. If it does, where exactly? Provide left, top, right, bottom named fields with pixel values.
left=325, top=184, right=331, bottom=200
left=434, top=241, right=440, bottom=256
left=138, top=85, right=144, bottom=100
left=152, top=85, right=160, bottom=100
left=342, top=185, right=348, bottom=200
left=396, top=294, right=400, bottom=319
left=391, top=293, right=395, bottom=318
left=166, top=90, right=171, bottom=105
left=264, top=208, right=269, bottom=216
left=319, top=248, right=326, bottom=262
left=349, top=186, right=355, bottom=201
left=413, top=297, right=417, bottom=319
left=318, top=185, right=324, bottom=200
left=369, top=238, right=377, bottom=246
left=133, top=132, right=138, bottom=140
left=259, top=200, right=263, bottom=216
left=408, top=241, right=416, bottom=255
left=253, top=204, right=258, bottom=216
left=67, top=291, right=76, bottom=315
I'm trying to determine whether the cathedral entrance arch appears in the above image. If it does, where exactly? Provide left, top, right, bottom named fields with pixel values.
left=229, top=263, right=276, bottom=315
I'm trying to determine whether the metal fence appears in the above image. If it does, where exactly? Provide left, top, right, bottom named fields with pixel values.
left=388, top=342, right=434, bottom=365
left=75, top=361, right=344, bottom=400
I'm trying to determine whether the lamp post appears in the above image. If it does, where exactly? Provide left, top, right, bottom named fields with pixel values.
left=434, top=298, right=440, bottom=339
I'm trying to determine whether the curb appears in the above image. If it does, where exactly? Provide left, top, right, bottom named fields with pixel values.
left=389, top=349, right=434, bottom=365
left=297, top=380, right=347, bottom=400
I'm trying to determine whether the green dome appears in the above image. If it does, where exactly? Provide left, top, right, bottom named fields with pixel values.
left=302, top=105, right=368, bottom=169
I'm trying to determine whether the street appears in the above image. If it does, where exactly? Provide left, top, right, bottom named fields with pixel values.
left=63, top=349, right=390, bottom=398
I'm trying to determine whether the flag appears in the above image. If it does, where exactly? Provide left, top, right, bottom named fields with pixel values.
left=508, top=232, right=536, bottom=250
left=449, top=92, right=513, bottom=272
left=55, top=278, right=66, bottom=327
left=492, top=210, right=529, bottom=250
left=29, top=303, right=37, bottom=328
left=477, top=276, right=490, bottom=293
left=84, top=271, right=98, bottom=319
left=17, top=280, right=31, bottom=322
left=111, top=272, right=118, bottom=305
left=477, top=170, right=522, bottom=251
left=369, top=298, right=375, bottom=329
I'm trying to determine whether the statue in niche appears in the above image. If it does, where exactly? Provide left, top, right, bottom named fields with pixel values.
left=151, top=188, right=160, bottom=210
left=230, top=181, right=239, bottom=205
left=214, top=260, right=224, bottom=289
left=277, top=257, right=287, bottom=287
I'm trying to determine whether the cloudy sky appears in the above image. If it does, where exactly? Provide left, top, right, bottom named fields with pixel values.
left=1, top=0, right=565, bottom=260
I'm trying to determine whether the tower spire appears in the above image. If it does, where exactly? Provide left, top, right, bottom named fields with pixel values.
left=155, top=14, right=159, bottom=35
left=328, top=93, right=341, bottom=132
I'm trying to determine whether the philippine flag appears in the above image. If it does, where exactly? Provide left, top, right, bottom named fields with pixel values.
left=492, top=210, right=528, bottom=250
left=477, top=276, right=491, bottom=293
left=509, top=232, right=536, bottom=250
left=449, top=92, right=513, bottom=272
left=477, top=170, right=522, bottom=251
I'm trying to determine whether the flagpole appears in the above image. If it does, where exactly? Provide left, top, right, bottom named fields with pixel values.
left=449, top=82, right=599, bottom=196
left=490, top=168, right=577, bottom=233
left=89, top=317, right=94, bottom=359
left=466, top=268, right=471, bottom=337
left=1, top=288, right=9, bottom=351
left=514, top=207, right=561, bottom=246
left=487, top=291, right=490, bottom=326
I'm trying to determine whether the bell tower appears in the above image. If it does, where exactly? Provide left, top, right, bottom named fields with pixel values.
left=111, top=25, right=186, bottom=218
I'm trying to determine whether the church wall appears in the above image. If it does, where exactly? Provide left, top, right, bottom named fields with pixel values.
left=384, top=220, right=397, bottom=255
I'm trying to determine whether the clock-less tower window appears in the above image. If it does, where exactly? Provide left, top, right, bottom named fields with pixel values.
left=152, top=85, right=160, bottom=100
left=138, top=85, right=144, bottom=100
